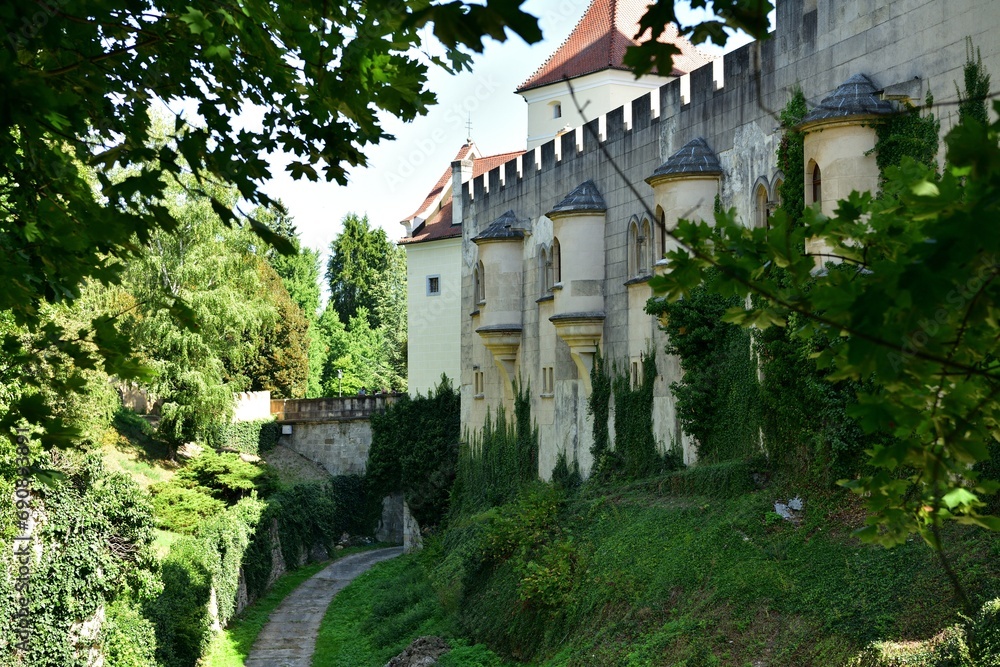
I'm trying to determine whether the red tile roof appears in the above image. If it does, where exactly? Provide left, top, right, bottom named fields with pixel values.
left=399, top=145, right=525, bottom=245
left=516, top=0, right=710, bottom=93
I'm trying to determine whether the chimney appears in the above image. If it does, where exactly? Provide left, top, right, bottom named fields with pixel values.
left=451, top=150, right=475, bottom=225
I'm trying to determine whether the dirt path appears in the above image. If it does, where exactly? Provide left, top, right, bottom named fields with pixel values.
left=245, top=546, right=403, bottom=667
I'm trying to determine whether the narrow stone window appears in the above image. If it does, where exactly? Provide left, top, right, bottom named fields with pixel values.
left=811, top=163, right=822, bottom=206
left=552, top=102, right=562, bottom=119
left=639, top=218, right=651, bottom=274
left=539, top=247, right=551, bottom=295
left=474, top=370, right=485, bottom=398
left=628, top=220, right=639, bottom=277
left=755, top=184, right=769, bottom=229
left=552, top=238, right=561, bottom=284
left=475, top=260, right=486, bottom=304
left=541, top=366, right=554, bottom=395
left=658, top=211, right=667, bottom=260
left=426, top=275, right=440, bottom=296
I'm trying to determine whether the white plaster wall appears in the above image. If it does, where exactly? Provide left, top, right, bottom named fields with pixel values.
left=405, top=237, right=462, bottom=397
left=523, top=70, right=674, bottom=149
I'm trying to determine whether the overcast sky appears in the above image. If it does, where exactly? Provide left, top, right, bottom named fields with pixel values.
left=261, top=1, right=759, bottom=263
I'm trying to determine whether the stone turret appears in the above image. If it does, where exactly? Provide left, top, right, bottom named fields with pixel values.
left=646, top=137, right=722, bottom=265
left=472, top=210, right=526, bottom=394
left=799, top=74, right=894, bottom=259
left=546, top=180, right=606, bottom=393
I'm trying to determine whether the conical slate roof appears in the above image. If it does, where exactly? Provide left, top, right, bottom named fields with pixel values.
left=800, top=73, right=894, bottom=126
left=472, top=210, right=524, bottom=243
left=647, top=137, right=721, bottom=182
left=547, top=180, right=607, bottom=216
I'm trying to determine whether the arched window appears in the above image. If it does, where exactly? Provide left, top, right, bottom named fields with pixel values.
left=552, top=102, right=562, bottom=119
left=772, top=177, right=784, bottom=209
left=639, top=218, right=651, bottom=275
left=628, top=220, right=640, bottom=277
left=475, top=260, right=485, bottom=304
left=811, top=163, right=822, bottom=206
left=657, top=210, right=667, bottom=260
left=755, top=184, right=769, bottom=229
left=552, top=238, right=561, bottom=284
left=539, top=246, right=552, bottom=295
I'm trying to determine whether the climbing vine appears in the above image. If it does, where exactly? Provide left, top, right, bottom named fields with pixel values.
left=777, top=88, right=808, bottom=226
left=587, top=351, right=613, bottom=478
left=871, top=90, right=940, bottom=185
left=612, top=352, right=660, bottom=479
left=452, top=381, right=538, bottom=514
left=648, top=268, right=760, bottom=464
left=588, top=352, right=679, bottom=481
left=957, top=37, right=991, bottom=127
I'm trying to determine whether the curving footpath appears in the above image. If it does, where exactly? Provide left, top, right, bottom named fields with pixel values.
left=245, top=546, right=403, bottom=667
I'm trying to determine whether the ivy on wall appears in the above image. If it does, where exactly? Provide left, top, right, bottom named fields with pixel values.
left=777, top=88, right=808, bottom=226
left=587, top=352, right=681, bottom=480
left=587, top=351, right=614, bottom=478
left=957, top=37, right=991, bottom=128
left=871, top=91, right=940, bottom=185
left=613, top=353, right=661, bottom=479
left=367, top=375, right=461, bottom=528
left=648, top=269, right=760, bottom=464
left=452, top=381, right=538, bottom=514
left=0, top=454, right=159, bottom=667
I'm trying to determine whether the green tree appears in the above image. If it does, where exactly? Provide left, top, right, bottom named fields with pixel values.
left=326, top=213, right=397, bottom=328
left=0, top=0, right=548, bottom=450
left=256, top=204, right=326, bottom=396
left=245, top=261, right=310, bottom=398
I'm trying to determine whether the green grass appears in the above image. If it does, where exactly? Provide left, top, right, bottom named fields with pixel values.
left=311, top=555, right=512, bottom=667
left=294, top=483, right=1000, bottom=666
left=202, top=547, right=379, bottom=667
left=457, top=487, right=1000, bottom=666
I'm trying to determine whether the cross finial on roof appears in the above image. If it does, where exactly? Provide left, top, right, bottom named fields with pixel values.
left=466, top=114, right=473, bottom=143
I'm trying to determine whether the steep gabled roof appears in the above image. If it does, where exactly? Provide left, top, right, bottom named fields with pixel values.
left=516, top=0, right=710, bottom=93
left=399, top=144, right=525, bottom=245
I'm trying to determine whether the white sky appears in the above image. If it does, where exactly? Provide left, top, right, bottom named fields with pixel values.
left=261, top=1, right=760, bottom=260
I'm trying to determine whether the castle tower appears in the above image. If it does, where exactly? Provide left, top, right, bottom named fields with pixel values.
left=516, top=0, right=710, bottom=149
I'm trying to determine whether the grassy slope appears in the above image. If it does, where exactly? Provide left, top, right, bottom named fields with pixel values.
left=313, top=485, right=1000, bottom=667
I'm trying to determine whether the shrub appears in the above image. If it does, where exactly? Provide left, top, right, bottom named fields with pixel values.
left=452, top=382, right=538, bottom=515
left=173, top=449, right=278, bottom=504
left=150, top=484, right=226, bottom=534
left=101, top=597, right=158, bottom=667
left=368, top=375, right=461, bottom=528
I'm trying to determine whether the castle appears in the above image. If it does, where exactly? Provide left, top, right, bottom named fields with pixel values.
left=401, top=0, right=1000, bottom=478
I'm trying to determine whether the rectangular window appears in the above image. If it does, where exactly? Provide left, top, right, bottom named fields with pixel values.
left=474, top=371, right=485, bottom=398
left=541, top=366, right=554, bottom=395
left=631, top=360, right=640, bottom=388
left=426, top=275, right=441, bottom=296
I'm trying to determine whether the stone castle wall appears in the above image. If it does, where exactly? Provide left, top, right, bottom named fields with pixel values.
left=459, top=0, right=1000, bottom=477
